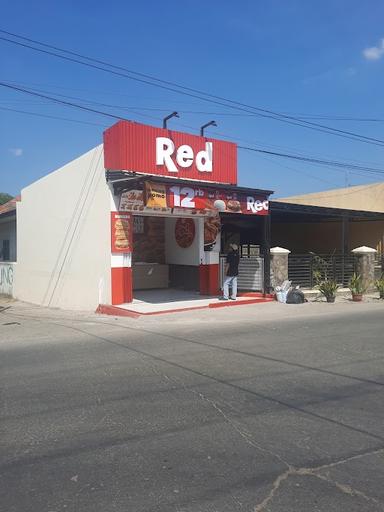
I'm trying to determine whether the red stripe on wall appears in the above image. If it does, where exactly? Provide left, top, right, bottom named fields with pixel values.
left=111, top=267, right=133, bottom=305
left=199, top=264, right=220, bottom=296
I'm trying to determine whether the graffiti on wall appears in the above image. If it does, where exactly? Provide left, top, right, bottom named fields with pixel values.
left=0, top=263, right=14, bottom=296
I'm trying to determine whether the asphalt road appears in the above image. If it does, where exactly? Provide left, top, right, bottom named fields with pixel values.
left=1, top=300, right=384, bottom=511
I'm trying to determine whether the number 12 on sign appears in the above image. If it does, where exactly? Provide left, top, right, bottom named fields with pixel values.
left=169, top=186, right=196, bottom=208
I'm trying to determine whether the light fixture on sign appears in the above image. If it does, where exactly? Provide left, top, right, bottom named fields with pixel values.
left=162, top=111, right=179, bottom=129
left=200, top=120, right=217, bottom=137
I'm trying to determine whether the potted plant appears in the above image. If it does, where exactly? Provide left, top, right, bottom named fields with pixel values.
left=375, top=273, right=384, bottom=299
left=349, top=273, right=365, bottom=302
left=311, top=253, right=338, bottom=303
left=317, top=279, right=339, bottom=303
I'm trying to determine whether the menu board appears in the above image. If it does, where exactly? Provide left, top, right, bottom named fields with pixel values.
left=165, top=184, right=269, bottom=215
left=111, top=212, right=132, bottom=253
left=119, top=182, right=269, bottom=216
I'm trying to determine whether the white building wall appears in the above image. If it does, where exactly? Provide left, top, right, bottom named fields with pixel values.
left=14, top=145, right=112, bottom=310
left=0, top=216, right=17, bottom=261
left=165, top=217, right=203, bottom=266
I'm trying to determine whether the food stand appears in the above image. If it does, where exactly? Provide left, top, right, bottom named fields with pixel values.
left=104, top=121, right=272, bottom=305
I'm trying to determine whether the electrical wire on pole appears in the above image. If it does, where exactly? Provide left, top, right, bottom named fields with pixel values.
left=2, top=30, right=384, bottom=148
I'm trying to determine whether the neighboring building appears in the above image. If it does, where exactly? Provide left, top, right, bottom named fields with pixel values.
left=0, top=196, right=18, bottom=262
left=0, top=197, right=18, bottom=296
left=276, top=183, right=384, bottom=255
left=278, top=182, right=384, bottom=213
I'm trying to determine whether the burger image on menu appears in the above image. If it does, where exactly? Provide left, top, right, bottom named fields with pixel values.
left=114, top=218, right=130, bottom=250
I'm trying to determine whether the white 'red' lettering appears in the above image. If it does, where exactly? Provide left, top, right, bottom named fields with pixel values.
left=156, top=137, right=213, bottom=173
left=176, top=144, right=194, bottom=168
left=246, top=197, right=269, bottom=213
left=196, top=142, right=213, bottom=172
left=156, top=137, right=178, bottom=173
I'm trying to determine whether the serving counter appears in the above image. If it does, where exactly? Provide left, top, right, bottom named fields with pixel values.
left=132, top=262, right=169, bottom=290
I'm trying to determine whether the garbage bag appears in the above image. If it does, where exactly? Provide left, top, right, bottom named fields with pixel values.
left=286, top=289, right=305, bottom=304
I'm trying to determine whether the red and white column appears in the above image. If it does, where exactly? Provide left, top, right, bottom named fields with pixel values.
left=198, top=217, right=220, bottom=296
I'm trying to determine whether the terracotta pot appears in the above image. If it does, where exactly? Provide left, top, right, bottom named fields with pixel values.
left=352, top=293, right=363, bottom=302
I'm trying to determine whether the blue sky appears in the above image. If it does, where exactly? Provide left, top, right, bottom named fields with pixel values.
left=1, top=0, right=384, bottom=198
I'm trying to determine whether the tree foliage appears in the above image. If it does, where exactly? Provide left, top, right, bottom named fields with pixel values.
left=0, top=193, right=13, bottom=205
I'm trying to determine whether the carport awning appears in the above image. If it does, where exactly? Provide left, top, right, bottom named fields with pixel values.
left=271, top=200, right=384, bottom=222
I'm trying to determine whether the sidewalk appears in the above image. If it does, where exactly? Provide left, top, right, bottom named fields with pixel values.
left=1, top=293, right=384, bottom=327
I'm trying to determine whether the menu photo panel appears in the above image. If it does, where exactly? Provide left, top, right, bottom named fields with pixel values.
left=111, top=212, right=132, bottom=253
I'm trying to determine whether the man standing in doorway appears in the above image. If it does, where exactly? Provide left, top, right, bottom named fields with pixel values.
left=222, top=243, right=240, bottom=300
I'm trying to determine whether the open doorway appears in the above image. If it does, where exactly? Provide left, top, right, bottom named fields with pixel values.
left=131, top=214, right=204, bottom=304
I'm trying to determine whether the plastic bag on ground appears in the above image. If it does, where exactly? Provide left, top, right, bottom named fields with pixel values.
left=286, top=289, right=305, bottom=304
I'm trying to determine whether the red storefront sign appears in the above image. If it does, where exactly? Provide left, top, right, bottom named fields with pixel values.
left=144, top=182, right=269, bottom=215
left=104, top=121, right=237, bottom=185
left=111, top=212, right=132, bottom=252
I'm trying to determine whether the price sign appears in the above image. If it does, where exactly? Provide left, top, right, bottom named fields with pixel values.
left=168, top=186, right=196, bottom=208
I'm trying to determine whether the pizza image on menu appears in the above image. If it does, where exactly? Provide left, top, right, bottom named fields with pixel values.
left=175, top=218, right=196, bottom=248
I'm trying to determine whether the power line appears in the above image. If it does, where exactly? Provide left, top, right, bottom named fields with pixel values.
left=5, top=78, right=384, bottom=170
left=7, top=78, right=383, bottom=170
left=2, top=81, right=383, bottom=122
left=3, top=79, right=384, bottom=178
left=0, top=81, right=128, bottom=121
left=237, top=145, right=384, bottom=176
left=254, top=153, right=339, bottom=188
left=0, top=106, right=107, bottom=126
left=2, top=30, right=384, bottom=148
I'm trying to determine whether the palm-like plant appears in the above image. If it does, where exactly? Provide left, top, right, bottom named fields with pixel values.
left=375, top=273, right=384, bottom=299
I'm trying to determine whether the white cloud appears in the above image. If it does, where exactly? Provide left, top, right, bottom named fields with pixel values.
left=9, top=148, right=23, bottom=157
left=363, top=39, right=384, bottom=60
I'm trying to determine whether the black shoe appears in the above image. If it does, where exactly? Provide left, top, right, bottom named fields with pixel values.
left=229, top=297, right=237, bottom=301
left=219, top=297, right=229, bottom=301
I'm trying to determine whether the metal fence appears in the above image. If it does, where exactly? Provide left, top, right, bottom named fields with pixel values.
left=288, top=253, right=356, bottom=289
left=220, top=254, right=264, bottom=292
left=374, top=253, right=384, bottom=270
